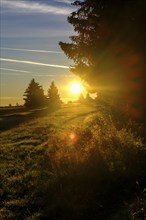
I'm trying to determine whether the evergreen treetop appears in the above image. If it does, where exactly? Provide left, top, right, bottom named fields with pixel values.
left=23, top=78, right=47, bottom=107
left=47, top=81, right=62, bottom=108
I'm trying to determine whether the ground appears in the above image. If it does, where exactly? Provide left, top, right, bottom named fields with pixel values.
left=0, top=103, right=146, bottom=219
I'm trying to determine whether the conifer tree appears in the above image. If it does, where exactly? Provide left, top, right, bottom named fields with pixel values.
left=78, top=93, right=85, bottom=104
left=47, top=81, right=62, bottom=109
left=59, top=0, right=145, bottom=89
left=59, top=0, right=146, bottom=119
left=85, top=93, right=93, bottom=103
left=23, top=78, right=47, bottom=107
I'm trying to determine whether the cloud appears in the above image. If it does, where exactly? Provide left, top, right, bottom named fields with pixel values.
left=1, top=48, right=63, bottom=54
left=1, top=0, right=72, bottom=15
left=54, top=0, right=72, bottom=4
left=0, top=58, right=69, bottom=69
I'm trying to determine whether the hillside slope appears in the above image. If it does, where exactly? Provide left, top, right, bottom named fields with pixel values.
left=0, top=103, right=146, bottom=219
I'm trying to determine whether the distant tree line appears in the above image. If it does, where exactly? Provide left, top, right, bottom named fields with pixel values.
left=23, top=79, right=62, bottom=109
left=78, top=93, right=94, bottom=104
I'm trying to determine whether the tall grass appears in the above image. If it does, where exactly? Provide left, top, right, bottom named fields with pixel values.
left=0, top=105, right=146, bottom=219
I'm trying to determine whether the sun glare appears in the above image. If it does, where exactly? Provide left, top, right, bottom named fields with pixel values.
left=70, top=82, right=83, bottom=94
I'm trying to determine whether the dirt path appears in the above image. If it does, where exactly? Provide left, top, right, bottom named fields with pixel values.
left=0, top=104, right=97, bottom=132
left=44, top=104, right=98, bottom=129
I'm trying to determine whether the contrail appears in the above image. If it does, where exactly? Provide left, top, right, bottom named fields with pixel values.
left=1, top=47, right=63, bottom=54
left=0, top=67, right=32, bottom=73
left=0, top=68, right=60, bottom=77
left=0, top=58, right=69, bottom=69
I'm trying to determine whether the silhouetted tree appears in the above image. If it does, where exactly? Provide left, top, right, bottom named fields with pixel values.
left=59, top=0, right=146, bottom=119
left=23, top=78, right=47, bottom=107
left=47, top=81, right=62, bottom=109
left=78, top=93, right=85, bottom=103
left=85, top=93, right=93, bottom=104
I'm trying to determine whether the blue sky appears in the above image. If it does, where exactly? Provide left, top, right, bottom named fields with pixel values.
left=0, top=0, right=83, bottom=106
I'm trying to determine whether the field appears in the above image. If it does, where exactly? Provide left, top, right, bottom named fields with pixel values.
left=0, top=103, right=146, bottom=219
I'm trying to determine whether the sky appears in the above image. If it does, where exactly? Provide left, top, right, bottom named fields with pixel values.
left=0, top=0, right=84, bottom=106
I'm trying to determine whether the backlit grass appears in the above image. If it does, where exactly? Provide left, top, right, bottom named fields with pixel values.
left=0, top=104, right=146, bottom=219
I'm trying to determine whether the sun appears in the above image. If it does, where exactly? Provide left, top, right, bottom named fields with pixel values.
left=70, top=82, right=83, bottom=94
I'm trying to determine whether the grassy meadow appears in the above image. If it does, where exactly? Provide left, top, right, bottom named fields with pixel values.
left=0, top=103, right=146, bottom=219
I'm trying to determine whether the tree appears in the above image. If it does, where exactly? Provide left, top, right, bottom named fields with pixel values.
left=23, top=78, right=47, bottom=107
left=47, top=81, right=62, bottom=109
left=78, top=93, right=85, bottom=103
left=59, top=0, right=146, bottom=119
left=85, top=93, right=93, bottom=104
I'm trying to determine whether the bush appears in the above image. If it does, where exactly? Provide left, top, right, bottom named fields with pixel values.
left=42, top=115, right=146, bottom=219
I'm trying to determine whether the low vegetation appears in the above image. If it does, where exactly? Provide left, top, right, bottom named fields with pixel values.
left=0, top=103, right=146, bottom=219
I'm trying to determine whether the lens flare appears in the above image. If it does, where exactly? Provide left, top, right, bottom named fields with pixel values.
left=69, top=132, right=76, bottom=140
